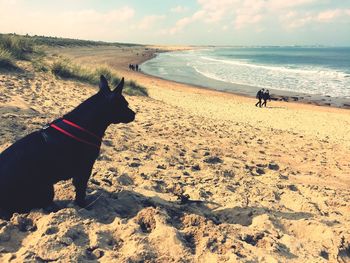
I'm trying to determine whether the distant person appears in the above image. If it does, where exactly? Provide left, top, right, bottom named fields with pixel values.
left=255, top=88, right=264, bottom=107
left=262, top=89, right=271, bottom=107
left=135, top=64, right=139, bottom=71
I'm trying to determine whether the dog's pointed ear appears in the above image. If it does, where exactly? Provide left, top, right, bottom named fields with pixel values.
left=99, top=75, right=110, bottom=94
left=113, top=77, right=124, bottom=95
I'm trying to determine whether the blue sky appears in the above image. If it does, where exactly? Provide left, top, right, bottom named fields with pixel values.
left=0, top=0, right=349, bottom=46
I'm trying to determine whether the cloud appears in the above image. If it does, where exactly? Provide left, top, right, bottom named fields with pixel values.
left=167, top=10, right=205, bottom=35
left=0, top=0, right=18, bottom=5
left=137, top=15, right=165, bottom=30
left=268, top=0, right=318, bottom=10
left=282, top=9, right=350, bottom=28
left=1, top=0, right=349, bottom=45
left=316, top=9, right=343, bottom=22
left=235, top=14, right=263, bottom=29
left=165, top=0, right=350, bottom=35
left=171, top=6, right=189, bottom=13
left=0, top=5, right=135, bottom=40
left=62, top=7, right=135, bottom=24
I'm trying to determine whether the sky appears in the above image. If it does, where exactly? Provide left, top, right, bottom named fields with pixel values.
left=0, top=0, right=350, bottom=46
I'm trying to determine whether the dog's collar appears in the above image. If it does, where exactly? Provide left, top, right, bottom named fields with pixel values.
left=48, top=118, right=101, bottom=148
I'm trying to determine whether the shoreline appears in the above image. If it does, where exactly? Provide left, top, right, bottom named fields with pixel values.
left=52, top=45, right=350, bottom=112
left=140, top=67, right=350, bottom=109
left=139, top=48, right=350, bottom=110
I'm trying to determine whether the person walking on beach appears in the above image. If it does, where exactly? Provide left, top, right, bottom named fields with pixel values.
left=262, top=89, right=271, bottom=107
left=255, top=88, right=264, bottom=107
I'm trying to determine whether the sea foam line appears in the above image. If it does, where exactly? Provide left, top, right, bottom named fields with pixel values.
left=199, top=56, right=348, bottom=78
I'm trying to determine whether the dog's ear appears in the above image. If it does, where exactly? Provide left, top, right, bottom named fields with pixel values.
left=113, top=77, right=124, bottom=95
left=99, top=75, right=110, bottom=94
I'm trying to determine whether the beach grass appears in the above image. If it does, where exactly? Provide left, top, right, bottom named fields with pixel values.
left=0, top=33, right=148, bottom=96
left=0, top=48, right=17, bottom=70
left=51, top=59, right=95, bottom=83
left=31, top=35, right=141, bottom=48
left=32, top=57, right=49, bottom=72
left=0, top=34, right=35, bottom=60
left=124, top=80, right=148, bottom=96
left=0, top=34, right=45, bottom=71
left=51, top=59, right=148, bottom=96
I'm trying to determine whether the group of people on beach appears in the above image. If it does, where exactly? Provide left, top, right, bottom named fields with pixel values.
left=129, top=64, right=140, bottom=72
left=255, top=88, right=271, bottom=107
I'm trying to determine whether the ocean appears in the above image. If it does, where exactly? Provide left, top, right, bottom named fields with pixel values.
left=141, top=47, right=350, bottom=99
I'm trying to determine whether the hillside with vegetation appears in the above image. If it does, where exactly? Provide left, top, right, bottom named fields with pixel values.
left=0, top=33, right=147, bottom=96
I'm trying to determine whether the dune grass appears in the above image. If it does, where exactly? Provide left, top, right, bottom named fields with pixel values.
left=0, top=49, right=17, bottom=70
left=0, top=34, right=35, bottom=60
left=32, top=57, right=49, bottom=72
left=0, top=33, right=148, bottom=96
left=31, top=35, right=141, bottom=48
left=52, top=59, right=148, bottom=96
left=0, top=34, right=41, bottom=71
left=51, top=59, right=95, bottom=83
left=124, top=80, right=148, bottom=96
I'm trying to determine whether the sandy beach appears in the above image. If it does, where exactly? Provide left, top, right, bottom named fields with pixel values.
left=0, top=45, right=350, bottom=262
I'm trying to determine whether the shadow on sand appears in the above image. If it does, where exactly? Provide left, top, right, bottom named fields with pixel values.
left=1, top=188, right=313, bottom=226
left=48, top=188, right=314, bottom=227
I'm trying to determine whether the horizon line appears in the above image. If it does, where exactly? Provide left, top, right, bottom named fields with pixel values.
left=1, top=32, right=350, bottom=48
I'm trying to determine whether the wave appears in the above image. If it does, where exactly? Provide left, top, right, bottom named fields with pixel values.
left=199, top=56, right=349, bottom=78
left=191, top=58, right=350, bottom=97
left=142, top=49, right=350, bottom=98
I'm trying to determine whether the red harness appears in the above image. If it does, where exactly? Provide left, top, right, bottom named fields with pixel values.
left=50, top=119, right=101, bottom=148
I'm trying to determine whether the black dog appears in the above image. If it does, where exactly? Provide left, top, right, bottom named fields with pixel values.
left=0, top=75, right=135, bottom=213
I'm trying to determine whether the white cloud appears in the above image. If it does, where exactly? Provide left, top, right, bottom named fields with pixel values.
left=167, top=10, right=205, bottom=35
left=235, top=14, right=262, bottom=29
left=268, top=0, right=317, bottom=10
left=62, top=7, right=135, bottom=24
left=0, top=0, right=18, bottom=5
left=1, top=0, right=349, bottom=44
left=0, top=6, right=135, bottom=40
left=283, top=9, right=350, bottom=28
left=316, top=9, right=342, bottom=22
left=168, top=0, right=265, bottom=32
left=137, top=15, right=165, bottom=30
left=285, top=14, right=314, bottom=28
left=165, top=0, right=350, bottom=35
left=171, top=6, right=189, bottom=13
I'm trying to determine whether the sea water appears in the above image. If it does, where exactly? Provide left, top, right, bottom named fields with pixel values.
left=141, top=47, right=350, bottom=98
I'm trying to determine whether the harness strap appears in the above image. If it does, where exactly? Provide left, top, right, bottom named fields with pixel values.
left=49, top=119, right=101, bottom=148
left=62, top=119, right=101, bottom=141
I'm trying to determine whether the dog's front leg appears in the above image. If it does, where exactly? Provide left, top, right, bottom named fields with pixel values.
left=73, top=166, right=92, bottom=207
left=73, top=175, right=88, bottom=207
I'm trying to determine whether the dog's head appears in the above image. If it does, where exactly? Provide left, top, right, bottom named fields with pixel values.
left=98, top=75, right=135, bottom=124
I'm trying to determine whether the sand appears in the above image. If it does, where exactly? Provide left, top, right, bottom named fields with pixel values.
left=0, top=46, right=350, bottom=262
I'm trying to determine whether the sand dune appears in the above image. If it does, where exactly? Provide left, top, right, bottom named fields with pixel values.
left=0, top=47, right=350, bottom=262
